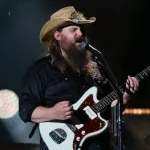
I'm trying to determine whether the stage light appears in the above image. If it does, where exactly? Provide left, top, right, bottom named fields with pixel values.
left=0, top=89, right=19, bottom=119
left=123, top=108, right=150, bottom=115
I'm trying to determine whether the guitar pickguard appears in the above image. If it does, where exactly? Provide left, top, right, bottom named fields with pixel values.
left=72, top=94, right=108, bottom=149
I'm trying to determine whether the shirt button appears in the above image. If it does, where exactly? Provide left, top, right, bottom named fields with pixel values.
left=82, top=85, right=85, bottom=88
left=65, top=78, right=68, bottom=80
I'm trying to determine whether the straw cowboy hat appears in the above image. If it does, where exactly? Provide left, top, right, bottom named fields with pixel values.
left=40, top=6, right=96, bottom=47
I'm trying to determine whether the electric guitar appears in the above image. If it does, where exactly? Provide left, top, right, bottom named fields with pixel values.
left=39, top=66, right=150, bottom=150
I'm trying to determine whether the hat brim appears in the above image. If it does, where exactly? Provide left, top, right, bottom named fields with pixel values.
left=40, top=17, right=96, bottom=47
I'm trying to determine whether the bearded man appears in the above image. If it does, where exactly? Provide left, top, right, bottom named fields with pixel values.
left=19, top=6, right=139, bottom=150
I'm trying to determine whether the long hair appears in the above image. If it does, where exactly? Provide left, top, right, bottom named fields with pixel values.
left=42, top=34, right=105, bottom=82
left=42, top=33, right=67, bottom=72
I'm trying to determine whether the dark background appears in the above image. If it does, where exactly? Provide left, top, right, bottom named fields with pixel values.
left=0, top=0, right=150, bottom=149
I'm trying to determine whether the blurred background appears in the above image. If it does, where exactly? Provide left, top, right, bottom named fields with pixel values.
left=0, top=0, right=150, bottom=149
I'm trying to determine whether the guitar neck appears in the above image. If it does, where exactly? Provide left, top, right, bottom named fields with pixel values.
left=93, top=66, right=150, bottom=112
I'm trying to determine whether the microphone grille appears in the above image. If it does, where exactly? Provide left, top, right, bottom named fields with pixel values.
left=80, top=41, right=88, bottom=50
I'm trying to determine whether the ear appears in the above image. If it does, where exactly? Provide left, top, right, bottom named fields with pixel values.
left=54, top=31, right=61, bottom=41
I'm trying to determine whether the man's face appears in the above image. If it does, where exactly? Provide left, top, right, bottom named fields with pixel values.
left=59, top=25, right=85, bottom=51
left=57, top=25, right=88, bottom=68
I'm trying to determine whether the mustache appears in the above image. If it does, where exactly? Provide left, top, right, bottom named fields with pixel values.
left=75, top=37, right=85, bottom=43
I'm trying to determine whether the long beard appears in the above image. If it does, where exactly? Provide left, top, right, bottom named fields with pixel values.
left=66, top=46, right=88, bottom=69
left=60, top=37, right=90, bottom=71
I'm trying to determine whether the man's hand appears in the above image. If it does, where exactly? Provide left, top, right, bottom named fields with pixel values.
left=123, top=75, right=139, bottom=104
left=52, top=101, right=73, bottom=120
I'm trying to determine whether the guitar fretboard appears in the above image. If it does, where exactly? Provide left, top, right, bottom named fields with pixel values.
left=93, top=66, right=150, bottom=112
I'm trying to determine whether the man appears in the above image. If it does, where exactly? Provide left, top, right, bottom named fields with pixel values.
left=19, top=6, right=139, bottom=150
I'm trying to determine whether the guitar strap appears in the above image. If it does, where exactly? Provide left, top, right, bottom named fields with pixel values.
left=29, top=123, right=38, bottom=138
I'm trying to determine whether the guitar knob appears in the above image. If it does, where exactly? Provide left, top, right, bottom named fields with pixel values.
left=76, top=137, right=80, bottom=141
left=100, top=122, right=102, bottom=127
left=81, top=130, right=85, bottom=135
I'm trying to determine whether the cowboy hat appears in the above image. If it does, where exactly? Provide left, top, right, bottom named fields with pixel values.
left=40, top=6, right=96, bottom=47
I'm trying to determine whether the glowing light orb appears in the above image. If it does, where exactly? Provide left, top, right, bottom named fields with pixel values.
left=0, top=89, right=19, bottom=119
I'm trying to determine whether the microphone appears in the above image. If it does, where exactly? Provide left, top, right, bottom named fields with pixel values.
left=80, top=41, right=102, bottom=54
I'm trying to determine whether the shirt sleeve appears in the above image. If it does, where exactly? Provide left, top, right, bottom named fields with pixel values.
left=19, top=64, right=45, bottom=123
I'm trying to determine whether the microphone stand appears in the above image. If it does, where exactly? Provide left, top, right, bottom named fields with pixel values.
left=91, top=48, right=124, bottom=150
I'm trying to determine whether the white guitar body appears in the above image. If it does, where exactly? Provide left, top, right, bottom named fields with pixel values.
left=39, top=86, right=108, bottom=150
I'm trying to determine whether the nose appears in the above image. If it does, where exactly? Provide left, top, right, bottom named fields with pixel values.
left=77, top=28, right=83, bottom=37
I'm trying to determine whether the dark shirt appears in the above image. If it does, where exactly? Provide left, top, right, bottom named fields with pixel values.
left=19, top=56, right=113, bottom=150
